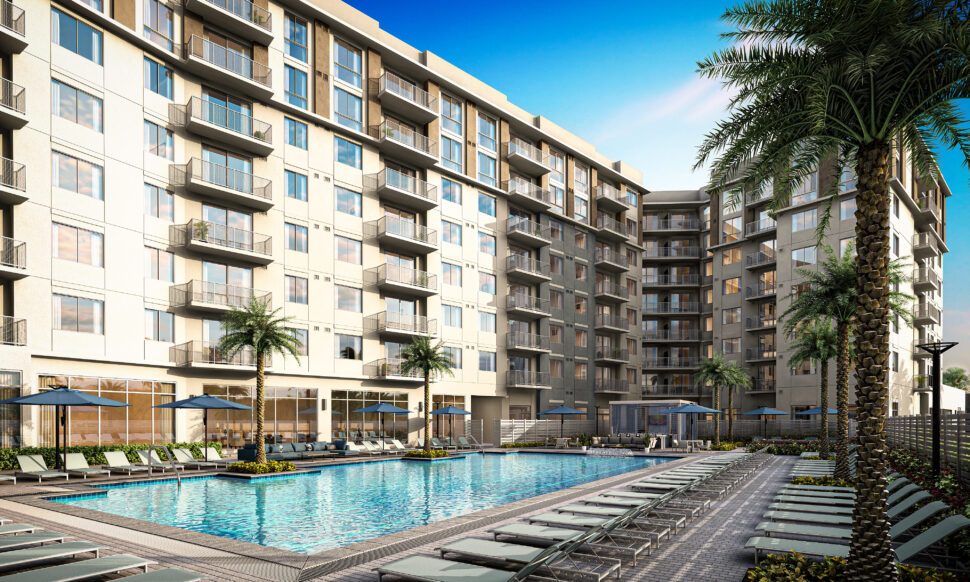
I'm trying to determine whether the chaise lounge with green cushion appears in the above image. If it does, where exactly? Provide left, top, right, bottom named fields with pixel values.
left=103, top=451, right=150, bottom=475
left=602, top=490, right=665, bottom=500
left=773, top=494, right=855, bottom=506
left=0, top=554, right=155, bottom=582
left=60, top=453, right=109, bottom=479
left=0, top=541, right=101, bottom=570
left=438, top=538, right=623, bottom=578
left=111, top=568, right=204, bottom=582
left=0, top=532, right=67, bottom=551
left=14, top=456, right=68, bottom=482
left=756, top=500, right=950, bottom=542
left=762, top=510, right=853, bottom=525
left=784, top=484, right=855, bottom=493
left=0, top=524, right=40, bottom=536
left=888, top=491, right=934, bottom=519
left=777, top=487, right=855, bottom=499
left=172, top=449, right=217, bottom=470
left=204, top=447, right=234, bottom=466
left=137, top=450, right=184, bottom=472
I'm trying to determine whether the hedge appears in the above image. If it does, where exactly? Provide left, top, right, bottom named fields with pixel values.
left=745, top=553, right=957, bottom=581
left=0, top=442, right=223, bottom=471
left=227, top=460, right=295, bottom=474
left=404, top=450, right=449, bottom=458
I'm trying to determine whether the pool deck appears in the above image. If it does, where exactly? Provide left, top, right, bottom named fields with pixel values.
left=0, top=450, right=788, bottom=581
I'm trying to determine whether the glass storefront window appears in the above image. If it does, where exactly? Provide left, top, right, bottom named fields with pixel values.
left=330, top=390, right=410, bottom=440
left=203, top=385, right=318, bottom=446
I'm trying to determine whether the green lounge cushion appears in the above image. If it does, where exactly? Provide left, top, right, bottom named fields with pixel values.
left=0, top=541, right=101, bottom=569
left=768, top=503, right=851, bottom=515
left=582, top=496, right=644, bottom=507
left=557, top=505, right=626, bottom=517
left=528, top=513, right=607, bottom=527
left=116, top=568, right=204, bottom=582
left=762, top=511, right=852, bottom=525
left=376, top=556, right=514, bottom=582
left=0, top=533, right=67, bottom=550
left=439, top=538, right=545, bottom=563
left=756, top=521, right=851, bottom=540
left=774, top=495, right=854, bottom=506
left=744, top=535, right=849, bottom=559
left=491, top=523, right=583, bottom=542
left=778, top=488, right=855, bottom=498
left=0, top=554, right=153, bottom=582
left=0, top=524, right=38, bottom=536
left=603, top=491, right=664, bottom=499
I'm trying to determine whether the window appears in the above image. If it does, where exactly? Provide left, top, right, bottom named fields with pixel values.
left=892, top=234, right=899, bottom=258
left=144, top=184, right=173, bottom=221
left=792, top=209, right=818, bottom=232
left=722, top=307, right=741, bottom=325
left=722, top=216, right=742, bottom=242
left=145, top=310, right=174, bottom=342
left=891, top=351, right=899, bottom=372
left=891, top=401, right=899, bottom=417
left=334, top=39, right=362, bottom=88
left=285, top=275, right=308, bottom=304
left=443, top=346, right=461, bottom=369
left=329, top=187, right=360, bottom=217
left=722, top=189, right=741, bottom=215
left=144, top=120, right=173, bottom=160
left=53, top=294, right=103, bottom=334
left=840, top=198, right=856, bottom=220
left=286, top=223, right=308, bottom=252
left=840, top=238, right=853, bottom=257
left=442, top=179, right=462, bottom=204
left=442, top=304, right=462, bottom=327
left=551, top=256, right=563, bottom=275
left=575, top=362, right=588, bottom=380
left=440, top=136, right=462, bottom=172
left=143, top=0, right=173, bottom=51
left=335, top=236, right=362, bottom=264
left=440, top=94, right=462, bottom=135
left=575, top=296, right=587, bottom=315
left=550, top=220, right=563, bottom=241
left=441, top=220, right=462, bottom=245
left=792, top=246, right=817, bottom=268
left=52, top=223, right=103, bottom=266
left=550, top=289, right=563, bottom=310
left=705, top=288, right=713, bottom=303
left=575, top=329, right=588, bottom=348
left=894, top=194, right=900, bottom=218
left=722, top=338, right=740, bottom=354
left=478, top=192, right=496, bottom=216
left=722, top=247, right=741, bottom=265
left=52, top=8, right=102, bottom=64
left=550, top=360, right=563, bottom=378
left=792, top=361, right=815, bottom=375
left=144, top=58, right=172, bottom=99
left=704, top=316, right=713, bottom=332
left=52, top=152, right=103, bottom=199
left=479, top=272, right=496, bottom=294
left=478, top=232, right=496, bottom=255
left=550, top=186, right=565, bottom=212
left=335, top=285, right=362, bottom=312
left=442, top=262, right=462, bottom=286
left=477, top=113, right=496, bottom=151
left=479, top=311, right=496, bottom=333
left=576, top=263, right=587, bottom=281
left=479, top=351, right=496, bottom=372
left=284, top=15, right=308, bottom=62
left=839, top=167, right=857, bottom=192
left=575, top=232, right=586, bottom=249
left=336, top=334, right=362, bottom=360
left=287, top=328, right=308, bottom=356
left=477, top=153, right=496, bottom=186
left=333, top=86, right=360, bottom=128
left=143, top=246, right=173, bottom=281
left=723, top=277, right=740, bottom=294
left=285, top=118, right=307, bottom=149
left=550, top=325, right=563, bottom=344
left=52, top=80, right=102, bottom=131
left=285, top=66, right=308, bottom=109
left=285, top=170, right=308, bottom=201
left=335, top=137, right=362, bottom=168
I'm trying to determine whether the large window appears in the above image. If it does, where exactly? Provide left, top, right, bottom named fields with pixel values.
left=442, top=304, right=462, bottom=327
left=723, top=277, right=740, bottom=294
left=335, top=285, right=362, bottom=312
left=285, top=223, right=308, bottom=252
left=144, top=120, right=173, bottom=160
left=479, top=351, right=496, bottom=372
left=285, top=66, right=308, bottom=109
left=722, top=216, right=742, bottom=243
left=722, top=307, right=741, bottom=325
left=443, top=346, right=461, bottom=369
left=334, top=39, right=362, bottom=88
left=285, top=275, right=308, bottom=304
left=144, top=183, right=173, bottom=221
left=335, top=137, right=362, bottom=168
left=440, top=136, right=461, bottom=172
left=53, top=294, right=103, bottom=334
left=479, top=311, right=496, bottom=333
left=442, top=262, right=462, bottom=286
left=440, top=94, right=462, bottom=135
left=478, top=192, right=496, bottom=216
left=441, top=220, right=462, bottom=244
left=52, top=80, right=102, bottom=131
left=288, top=328, right=308, bottom=356
left=144, top=58, right=173, bottom=99
left=53, top=152, right=103, bottom=199
left=52, top=8, right=102, bottom=64
left=442, top=178, right=462, bottom=204
left=840, top=198, right=856, bottom=220
left=335, top=186, right=361, bottom=216
left=477, top=113, right=496, bottom=152
left=284, top=14, right=308, bottom=62
left=722, top=247, right=741, bottom=265
left=336, top=334, right=362, bottom=360
left=479, top=232, right=496, bottom=255
left=285, top=118, right=307, bottom=149
left=792, top=246, right=817, bottom=268
left=792, top=209, right=818, bottom=232
left=478, top=153, right=497, bottom=186
left=206, top=384, right=317, bottom=445
left=285, top=170, right=307, bottom=201
left=53, top=223, right=103, bottom=266
left=144, top=246, right=173, bottom=281
left=145, top=309, right=174, bottom=342
left=336, top=236, right=362, bottom=264
left=143, top=0, right=173, bottom=51
left=479, top=272, right=496, bottom=294
left=334, top=87, right=361, bottom=129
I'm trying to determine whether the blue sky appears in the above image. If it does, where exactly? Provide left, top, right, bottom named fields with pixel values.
left=345, top=0, right=970, bottom=369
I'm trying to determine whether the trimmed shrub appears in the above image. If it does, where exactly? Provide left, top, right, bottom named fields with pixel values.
left=711, top=442, right=745, bottom=451
left=0, top=442, right=222, bottom=471
left=790, top=476, right=854, bottom=488
left=500, top=442, right=546, bottom=448
left=227, top=460, right=296, bottom=474
left=745, top=553, right=957, bottom=581
left=404, top=449, right=449, bottom=458
left=748, top=441, right=824, bottom=456
left=803, top=455, right=836, bottom=461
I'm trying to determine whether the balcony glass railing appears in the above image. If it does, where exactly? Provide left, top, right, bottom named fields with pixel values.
left=185, top=157, right=272, bottom=200
left=506, top=370, right=551, bottom=387
left=184, top=218, right=271, bottom=256
left=172, top=280, right=270, bottom=309
left=642, top=274, right=700, bottom=286
left=507, top=217, right=549, bottom=240
left=595, top=314, right=629, bottom=329
left=594, top=247, right=629, bottom=266
left=505, top=178, right=551, bottom=205
left=745, top=217, right=777, bottom=236
left=596, top=215, right=628, bottom=236
left=507, top=294, right=550, bottom=313
left=378, top=312, right=434, bottom=335
left=642, top=247, right=701, bottom=258
left=378, top=215, right=437, bottom=246
left=377, top=119, right=436, bottom=155
left=379, top=71, right=436, bottom=110
left=506, top=255, right=548, bottom=275
left=745, top=251, right=776, bottom=267
left=198, top=0, right=271, bottom=31
left=642, top=329, right=699, bottom=341
left=0, top=156, right=25, bottom=192
left=185, top=35, right=271, bottom=87
left=506, top=332, right=550, bottom=351
left=187, top=97, right=271, bottom=144
left=378, top=168, right=437, bottom=202
left=0, top=1, right=25, bottom=37
left=642, top=218, right=699, bottom=231
left=376, top=263, right=437, bottom=291
left=0, top=315, right=25, bottom=346
left=507, top=138, right=546, bottom=166
left=172, top=340, right=260, bottom=367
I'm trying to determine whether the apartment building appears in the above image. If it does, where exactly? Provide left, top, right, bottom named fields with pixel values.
left=641, top=154, right=949, bottom=420
left=0, top=0, right=648, bottom=447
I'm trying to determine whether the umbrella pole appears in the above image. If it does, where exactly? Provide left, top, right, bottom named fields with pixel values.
left=55, top=406, right=61, bottom=472
left=381, top=414, right=385, bottom=451
left=204, top=409, right=209, bottom=462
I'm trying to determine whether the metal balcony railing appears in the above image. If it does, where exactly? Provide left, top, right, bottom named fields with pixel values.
left=746, top=283, right=777, bottom=298
left=506, top=370, right=551, bottom=387
left=185, top=35, right=271, bottom=87
left=642, top=302, right=701, bottom=314
left=506, top=294, right=550, bottom=313
left=180, top=218, right=271, bottom=256
left=374, top=358, right=421, bottom=379
left=913, top=232, right=936, bottom=250
left=596, top=215, right=628, bottom=236
left=376, top=263, right=437, bottom=291
left=642, top=329, right=699, bottom=341
left=642, top=246, right=701, bottom=258
left=0, top=1, right=25, bottom=37
left=507, top=137, right=547, bottom=166
left=184, top=157, right=272, bottom=200
left=746, top=348, right=777, bottom=361
left=506, top=332, right=550, bottom=351
left=747, top=189, right=772, bottom=204
left=186, top=96, right=272, bottom=144
left=377, top=168, right=437, bottom=203
left=642, top=274, right=700, bottom=286
left=594, top=247, right=629, bottom=266
left=595, top=281, right=629, bottom=299
left=916, top=303, right=940, bottom=322
left=0, top=315, right=25, bottom=346
left=914, top=267, right=941, bottom=288
left=506, top=255, right=548, bottom=275
left=745, top=217, right=777, bottom=236
left=596, top=183, right=631, bottom=206
left=0, top=156, right=25, bottom=192
left=379, top=72, right=436, bottom=111
left=171, top=280, right=270, bottom=309
left=197, top=0, right=271, bottom=31
left=644, top=384, right=703, bottom=396
left=595, top=347, right=629, bottom=361
left=749, top=379, right=776, bottom=392
left=642, top=218, right=700, bottom=231
left=0, top=236, right=25, bottom=270
left=171, top=340, right=264, bottom=367
left=642, top=357, right=699, bottom=369
left=595, top=314, right=629, bottom=330
left=377, top=311, right=435, bottom=335
left=0, top=77, right=24, bottom=115
left=746, top=316, right=777, bottom=330
left=377, top=119, right=436, bottom=156
left=507, top=217, right=550, bottom=240
left=746, top=251, right=776, bottom=267
left=505, top=178, right=551, bottom=205
left=378, top=215, right=437, bottom=246
left=595, top=379, right=629, bottom=393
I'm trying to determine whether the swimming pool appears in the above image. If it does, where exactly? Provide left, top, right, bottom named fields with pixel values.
left=52, top=453, right=669, bottom=553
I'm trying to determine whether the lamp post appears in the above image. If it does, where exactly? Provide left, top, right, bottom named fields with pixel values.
left=916, top=341, right=958, bottom=478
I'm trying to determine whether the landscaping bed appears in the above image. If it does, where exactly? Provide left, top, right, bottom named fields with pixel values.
left=745, top=554, right=958, bottom=581
left=0, top=442, right=222, bottom=471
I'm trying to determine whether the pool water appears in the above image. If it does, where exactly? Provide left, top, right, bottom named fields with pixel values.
left=52, top=453, right=669, bottom=553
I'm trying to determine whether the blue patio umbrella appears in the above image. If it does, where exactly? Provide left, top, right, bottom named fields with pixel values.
left=662, top=404, right=723, bottom=440
left=431, top=405, right=471, bottom=439
left=354, top=403, right=410, bottom=450
left=0, top=385, right=130, bottom=471
left=800, top=407, right=838, bottom=415
left=537, top=405, right=585, bottom=438
left=155, top=394, right=252, bottom=461
left=742, top=406, right=789, bottom=437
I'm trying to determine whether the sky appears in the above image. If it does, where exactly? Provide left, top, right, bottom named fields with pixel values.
left=343, top=0, right=970, bottom=370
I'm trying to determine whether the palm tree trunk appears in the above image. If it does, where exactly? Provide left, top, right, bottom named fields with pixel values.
left=423, top=372, right=431, bottom=453
left=847, top=141, right=896, bottom=582
left=835, top=323, right=851, bottom=479
left=712, top=385, right=720, bottom=446
left=727, top=387, right=735, bottom=442
left=255, top=350, right=267, bottom=465
left=819, top=359, right=830, bottom=459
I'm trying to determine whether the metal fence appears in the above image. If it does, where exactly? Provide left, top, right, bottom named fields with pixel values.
left=495, top=419, right=597, bottom=444
left=888, top=414, right=970, bottom=484
left=696, top=418, right=855, bottom=440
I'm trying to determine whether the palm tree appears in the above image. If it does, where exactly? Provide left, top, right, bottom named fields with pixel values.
left=788, top=320, right=839, bottom=458
left=218, top=297, right=303, bottom=465
left=695, top=2, right=969, bottom=576
left=781, top=245, right=911, bottom=477
left=694, top=354, right=749, bottom=445
left=724, top=364, right=752, bottom=443
left=399, top=336, right=454, bottom=452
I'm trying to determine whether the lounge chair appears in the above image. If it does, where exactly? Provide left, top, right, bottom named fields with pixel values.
left=0, top=524, right=40, bottom=536
left=887, top=491, right=933, bottom=519
left=172, top=449, right=217, bottom=470
left=112, top=569, right=204, bottom=581
left=136, top=450, right=184, bottom=472
left=602, top=491, right=665, bottom=500
left=430, top=437, right=456, bottom=451
left=890, top=501, right=949, bottom=539
left=0, top=475, right=14, bottom=485
left=15, top=455, right=68, bottom=482
left=457, top=436, right=481, bottom=450
left=888, top=484, right=920, bottom=506
left=203, top=447, right=234, bottom=466
left=345, top=442, right=379, bottom=456
left=774, top=494, right=854, bottom=506
left=390, top=439, right=414, bottom=452
left=778, top=487, right=855, bottom=499
left=0, top=541, right=101, bottom=570
left=780, top=484, right=855, bottom=493
left=61, top=453, right=109, bottom=479
left=437, top=537, right=623, bottom=578
left=762, top=511, right=853, bottom=525
left=0, top=532, right=67, bottom=551
left=757, top=501, right=949, bottom=542
left=103, top=451, right=150, bottom=475
left=0, top=554, right=155, bottom=582
left=888, top=477, right=911, bottom=492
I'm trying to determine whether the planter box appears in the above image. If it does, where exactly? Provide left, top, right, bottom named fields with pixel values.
left=401, top=454, right=464, bottom=462
left=218, top=469, right=319, bottom=480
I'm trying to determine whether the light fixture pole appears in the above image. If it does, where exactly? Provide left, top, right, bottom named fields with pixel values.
left=916, top=341, right=958, bottom=477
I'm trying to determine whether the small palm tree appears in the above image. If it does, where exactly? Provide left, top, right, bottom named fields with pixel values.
left=723, top=363, right=752, bottom=443
left=400, top=336, right=454, bottom=452
left=694, top=353, right=748, bottom=445
left=218, top=297, right=303, bottom=465
left=788, top=320, right=839, bottom=458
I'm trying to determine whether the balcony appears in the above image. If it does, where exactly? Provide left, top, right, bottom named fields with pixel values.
left=172, top=219, right=272, bottom=265
left=746, top=348, right=776, bottom=363
left=788, top=191, right=818, bottom=208
left=642, top=357, right=698, bottom=370
left=0, top=78, right=25, bottom=129
left=504, top=178, right=552, bottom=212
left=746, top=316, right=777, bottom=332
left=913, top=340, right=932, bottom=359
left=374, top=119, right=437, bottom=167
left=644, top=384, right=703, bottom=397
left=745, top=217, right=777, bottom=237
left=373, top=168, right=437, bottom=211
left=183, top=36, right=272, bottom=100
left=0, top=315, right=24, bottom=346
left=596, top=183, right=632, bottom=212
left=506, top=138, right=550, bottom=176
left=912, top=232, right=938, bottom=259
left=642, top=302, right=701, bottom=315
left=506, top=218, right=551, bottom=248
left=506, top=332, right=551, bottom=354
left=0, top=157, right=26, bottom=204
left=916, top=191, right=941, bottom=228
left=642, top=218, right=700, bottom=232
left=642, top=330, right=700, bottom=342
left=0, top=236, right=26, bottom=280
left=595, top=348, right=629, bottom=364
left=914, top=267, right=941, bottom=293
left=642, top=246, right=701, bottom=260
left=371, top=264, right=437, bottom=298
left=594, top=247, right=629, bottom=272
left=506, top=294, right=551, bottom=320
left=179, top=97, right=273, bottom=156
left=506, top=370, right=551, bottom=389
left=170, top=280, right=270, bottom=313
left=594, top=281, right=629, bottom=303
left=378, top=72, right=438, bottom=124
left=375, top=215, right=437, bottom=255
left=175, top=158, right=272, bottom=211
left=506, top=255, right=550, bottom=283
left=594, top=314, right=629, bottom=333
left=595, top=215, right=629, bottom=242
left=748, top=379, right=776, bottom=393
left=745, top=251, right=776, bottom=269
left=746, top=189, right=773, bottom=206
left=594, top=379, right=629, bottom=394
left=0, top=1, right=26, bottom=54
left=746, top=283, right=777, bottom=300
left=915, top=303, right=940, bottom=326
left=642, top=274, right=700, bottom=287
left=171, top=341, right=268, bottom=371
left=184, top=0, right=272, bottom=44
left=372, top=312, right=436, bottom=338
left=370, top=358, right=423, bottom=383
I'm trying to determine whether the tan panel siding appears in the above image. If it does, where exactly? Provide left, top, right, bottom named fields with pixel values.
left=366, top=49, right=382, bottom=132
left=465, top=102, right=477, bottom=180
left=425, top=81, right=440, bottom=154
left=253, top=44, right=268, bottom=68
left=499, top=119, right=510, bottom=185
left=183, top=12, right=203, bottom=46
left=589, top=167, right=598, bottom=224
left=313, top=21, right=331, bottom=118
left=565, top=156, right=575, bottom=219
left=539, top=142, right=550, bottom=191
left=113, top=0, right=136, bottom=30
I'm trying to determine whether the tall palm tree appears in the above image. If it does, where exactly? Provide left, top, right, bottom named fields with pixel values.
left=724, top=364, right=752, bottom=443
left=781, top=245, right=911, bottom=476
left=695, top=2, right=969, bottom=576
left=218, top=298, right=303, bottom=465
left=694, top=354, right=748, bottom=445
left=788, top=320, right=839, bottom=458
left=399, top=336, right=454, bottom=452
